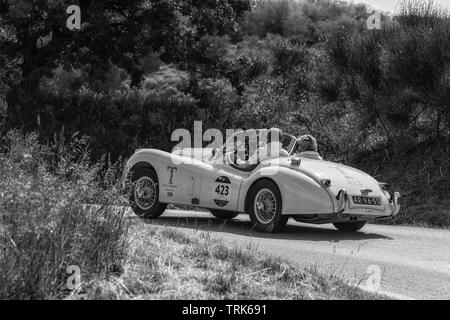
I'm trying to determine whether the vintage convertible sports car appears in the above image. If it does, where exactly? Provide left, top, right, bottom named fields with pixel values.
left=124, top=130, right=400, bottom=233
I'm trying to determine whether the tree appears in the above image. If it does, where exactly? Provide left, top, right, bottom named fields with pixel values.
left=0, top=0, right=251, bottom=130
left=322, top=0, right=450, bottom=149
left=240, top=0, right=367, bottom=45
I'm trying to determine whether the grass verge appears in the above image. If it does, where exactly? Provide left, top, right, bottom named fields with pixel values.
left=72, top=220, right=386, bottom=300
left=0, top=131, right=128, bottom=299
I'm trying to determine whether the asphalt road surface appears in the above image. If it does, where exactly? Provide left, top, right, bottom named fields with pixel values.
left=128, top=209, right=450, bottom=300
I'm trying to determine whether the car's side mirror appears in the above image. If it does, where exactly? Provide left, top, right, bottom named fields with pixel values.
left=211, top=148, right=217, bottom=157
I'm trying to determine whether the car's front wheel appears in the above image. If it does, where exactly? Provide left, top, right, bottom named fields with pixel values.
left=209, top=209, right=239, bottom=220
left=248, top=180, right=288, bottom=233
left=129, top=166, right=167, bottom=218
left=333, top=221, right=366, bottom=232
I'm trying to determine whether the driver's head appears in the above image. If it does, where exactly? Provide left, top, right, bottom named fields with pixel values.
left=267, top=128, right=282, bottom=144
left=296, top=134, right=318, bottom=152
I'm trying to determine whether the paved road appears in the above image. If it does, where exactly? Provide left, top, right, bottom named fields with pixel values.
left=128, top=209, right=450, bottom=300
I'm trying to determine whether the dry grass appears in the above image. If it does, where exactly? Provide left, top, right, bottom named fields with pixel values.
left=73, top=221, right=386, bottom=300
left=0, top=131, right=128, bottom=299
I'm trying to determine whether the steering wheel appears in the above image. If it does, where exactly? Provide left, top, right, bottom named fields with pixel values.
left=222, top=141, right=244, bottom=161
left=225, top=148, right=258, bottom=172
left=225, top=148, right=243, bottom=165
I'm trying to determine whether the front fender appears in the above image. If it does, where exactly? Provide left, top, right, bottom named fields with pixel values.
left=239, top=167, right=334, bottom=215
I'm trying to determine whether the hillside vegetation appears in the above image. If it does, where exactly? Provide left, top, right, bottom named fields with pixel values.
left=1, top=0, right=448, bottom=300
left=0, top=1, right=449, bottom=224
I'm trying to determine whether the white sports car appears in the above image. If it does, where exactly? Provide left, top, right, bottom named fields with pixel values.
left=124, top=131, right=400, bottom=233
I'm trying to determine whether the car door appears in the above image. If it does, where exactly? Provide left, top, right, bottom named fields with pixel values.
left=199, top=155, right=251, bottom=211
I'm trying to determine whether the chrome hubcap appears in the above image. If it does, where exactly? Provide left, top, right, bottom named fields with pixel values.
left=134, top=176, right=157, bottom=210
left=253, top=188, right=277, bottom=224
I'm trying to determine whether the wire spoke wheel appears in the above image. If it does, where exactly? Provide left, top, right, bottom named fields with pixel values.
left=130, top=166, right=166, bottom=219
left=253, top=188, right=277, bottom=224
left=134, top=176, right=157, bottom=210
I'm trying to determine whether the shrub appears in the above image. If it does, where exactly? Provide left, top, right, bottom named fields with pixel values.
left=321, top=0, right=450, bottom=153
left=241, top=0, right=367, bottom=44
left=0, top=131, right=128, bottom=299
left=35, top=91, right=200, bottom=160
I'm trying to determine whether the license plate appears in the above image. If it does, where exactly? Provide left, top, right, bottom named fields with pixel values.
left=352, top=196, right=381, bottom=206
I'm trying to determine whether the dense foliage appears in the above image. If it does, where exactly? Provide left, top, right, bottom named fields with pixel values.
left=323, top=0, right=450, bottom=150
left=0, top=0, right=252, bottom=129
left=1, top=0, right=449, bottom=226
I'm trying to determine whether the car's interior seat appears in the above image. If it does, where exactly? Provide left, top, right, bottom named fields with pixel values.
left=297, top=151, right=323, bottom=160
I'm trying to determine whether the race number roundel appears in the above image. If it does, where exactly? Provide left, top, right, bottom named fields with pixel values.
left=213, top=176, right=231, bottom=207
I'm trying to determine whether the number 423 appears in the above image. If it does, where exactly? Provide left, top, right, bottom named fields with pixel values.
left=215, top=184, right=229, bottom=196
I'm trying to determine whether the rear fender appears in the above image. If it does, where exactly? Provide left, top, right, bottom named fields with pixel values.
left=239, top=167, right=334, bottom=215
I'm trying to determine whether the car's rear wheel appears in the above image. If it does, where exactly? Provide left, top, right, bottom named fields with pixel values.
left=129, top=166, right=167, bottom=218
left=248, top=180, right=288, bottom=233
left=333, top=221, right=366, bottom=232
left=209, top=209, right=239, bottom=220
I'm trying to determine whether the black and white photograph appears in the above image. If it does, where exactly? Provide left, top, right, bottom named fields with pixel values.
left=0, top=0, right=449, bottom=305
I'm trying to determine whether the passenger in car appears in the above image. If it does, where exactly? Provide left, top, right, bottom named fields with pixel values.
left=235, top=128, right=288, bottom=169
left=250, top=128, right=288, bottom=164
left=294, top=134, right=323, bottom=160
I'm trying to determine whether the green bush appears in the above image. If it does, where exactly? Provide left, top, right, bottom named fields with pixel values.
left=35, top=91, right=200, bottom=160
left=0, top=131, right=128, bottom=299
left=241, top=0, right=367, bottom=44
left=34, top=67, right=247, bottom=160
left=323, top=0, right=450, bottom=150
left=140, top=65, right=192, bottom=100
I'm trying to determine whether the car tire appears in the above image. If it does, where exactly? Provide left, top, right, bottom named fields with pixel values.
left=248, top=179, right=288, bottom=233
left=333, top=221, right=366, bottom=232
left=129, top=166, right=167, bottom=219
left=210, top=209, right=240, bottom=220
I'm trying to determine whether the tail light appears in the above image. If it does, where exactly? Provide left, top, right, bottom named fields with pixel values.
left=378, top=182, right=390, bottom=191
left=321, top=178, right=331, bottom=187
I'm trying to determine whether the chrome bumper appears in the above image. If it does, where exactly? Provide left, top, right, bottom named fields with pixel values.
left=335, top=189, right=348, bottom=213
left=335, top=189, right=401, bottom=216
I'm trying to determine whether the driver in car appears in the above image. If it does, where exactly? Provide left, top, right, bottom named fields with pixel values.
left=294, top=134, right=323, bottom=160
